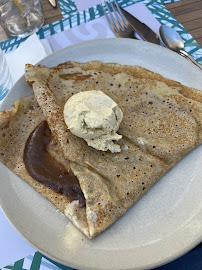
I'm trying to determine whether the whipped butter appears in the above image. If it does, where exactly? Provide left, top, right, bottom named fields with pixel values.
left=64, top=90, right=123, bottom=153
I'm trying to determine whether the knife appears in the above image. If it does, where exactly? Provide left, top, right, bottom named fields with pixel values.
left=113, top=4, right=161, bottom=45
left=48, top=0, right=57, bottom=8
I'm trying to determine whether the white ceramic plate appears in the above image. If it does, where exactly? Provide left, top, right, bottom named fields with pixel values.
left=0, top=39, right=202, bottom=270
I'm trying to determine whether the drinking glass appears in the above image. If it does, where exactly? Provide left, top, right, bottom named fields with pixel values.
left=0, top=48, right=12, bottom=103
left=0, top=0, right=44, bottom=38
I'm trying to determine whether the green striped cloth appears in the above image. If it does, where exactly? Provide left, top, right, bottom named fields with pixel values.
left=0, top=0, right=201, bottom=63
left=1, top=252, right=72, bottom=270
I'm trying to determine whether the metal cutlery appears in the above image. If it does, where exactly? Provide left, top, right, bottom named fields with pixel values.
left=102, top=1, right=201, bottom=69
left=101, top=0, right=161, bottom=45
left=101, top=0, right=138, bottom=39
left=159, top=25, right=202, bottom=70
left=48, top=0, right=57, bottom=8
left=113, top=3, right=161, bottom=45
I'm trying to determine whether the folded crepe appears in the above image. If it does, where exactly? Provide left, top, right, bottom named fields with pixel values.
left=0, top=61, right=201, bottom=239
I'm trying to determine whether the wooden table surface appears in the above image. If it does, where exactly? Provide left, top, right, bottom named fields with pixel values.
left=165, top=0, right=202, bottom=47
left=0, top=0, right=202, bottom=47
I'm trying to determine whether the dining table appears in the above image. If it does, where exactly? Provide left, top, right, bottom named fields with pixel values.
left=0, top=0, right=202, bottom=270
left=0, top=0, right=202, bottom=46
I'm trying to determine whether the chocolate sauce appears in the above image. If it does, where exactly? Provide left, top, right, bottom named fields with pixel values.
left=23, top=121, right=85, bottom=207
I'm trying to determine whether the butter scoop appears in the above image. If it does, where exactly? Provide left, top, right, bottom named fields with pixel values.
left=64, top=90, right=123, bottom=153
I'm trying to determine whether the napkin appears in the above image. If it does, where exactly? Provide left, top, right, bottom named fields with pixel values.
left=47, top=2, right=161, bottom=52
left=5, top=34, right=52, bottom=86
left=74, top=0, right=101, bottom=12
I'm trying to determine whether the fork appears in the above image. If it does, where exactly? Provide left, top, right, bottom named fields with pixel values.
left=101, top=0, right=137, bottom=39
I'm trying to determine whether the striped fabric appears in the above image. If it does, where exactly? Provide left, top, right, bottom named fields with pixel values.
left=1, top=252, right=72, bottom=270
left=0, top=0, right=201, bottom=63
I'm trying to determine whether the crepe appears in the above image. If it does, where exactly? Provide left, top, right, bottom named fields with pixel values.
left=0, top=95, right=126, bottom=237
left=0, top=95, right=72, bottom=213
left=0, top=61, right=201, bottom=239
